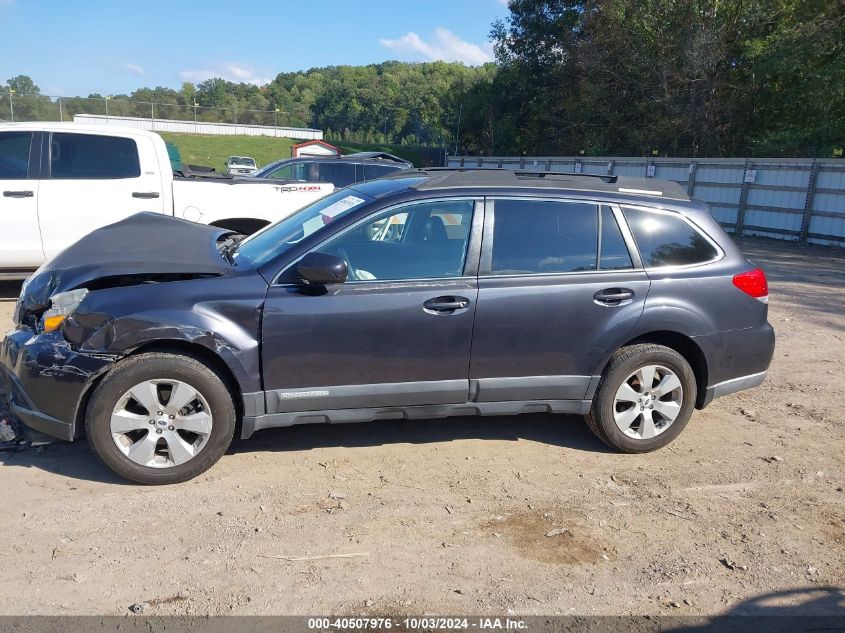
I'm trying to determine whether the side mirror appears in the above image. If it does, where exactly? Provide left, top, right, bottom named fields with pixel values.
left=296, top=252, right=348, bottom=285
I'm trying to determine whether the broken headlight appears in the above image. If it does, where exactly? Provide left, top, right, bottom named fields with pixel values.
left=42, top=289, right=88, bottom=333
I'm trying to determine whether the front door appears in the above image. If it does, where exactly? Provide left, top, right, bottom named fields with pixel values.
left=0, top=130, right=44, bottom=269
left=470, top=198, right=651, bottom=402
left=38, top=131, right=166, bottom=260
left=261, top=197, right=481, bottom=413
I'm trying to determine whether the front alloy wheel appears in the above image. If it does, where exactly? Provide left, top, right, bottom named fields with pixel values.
left=110, top=379, right=213, bottom=468
left=87, top=352, right=236, bottom=484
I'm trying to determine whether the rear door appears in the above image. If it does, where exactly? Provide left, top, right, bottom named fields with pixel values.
left=37, top=131, right=166, bottom=259
left=0, top=130, right=44, bottom=269
left=469, top=198, right=650, bottom=403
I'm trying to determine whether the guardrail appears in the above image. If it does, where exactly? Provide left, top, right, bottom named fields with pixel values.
left=446, top=156, right=845, bottom=247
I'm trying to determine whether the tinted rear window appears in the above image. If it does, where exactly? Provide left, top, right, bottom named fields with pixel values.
left=623, top=207, right=718, bottom=267
left=0, top=132, right=32, bottom=179
left=51, top=133, right=140, bottom=179
left=316, top=162, right=356, bottom=187
left=490, top=199, right=598, bottom=274
left=363, top=164, right=402, bottom=180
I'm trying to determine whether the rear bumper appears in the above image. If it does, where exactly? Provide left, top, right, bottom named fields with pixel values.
left=695, top=321, right=775, bottom=407
left=701, top=370, right=767, bottom=407
left=0, top=327, right=115, bottom=441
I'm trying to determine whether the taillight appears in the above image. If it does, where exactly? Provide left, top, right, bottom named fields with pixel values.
left=733, top=268, right=768, bottom=302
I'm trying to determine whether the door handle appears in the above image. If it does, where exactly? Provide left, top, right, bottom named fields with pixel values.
left=3, top=190, right=34, bottom=198
left=132, top=191, right=160, bottom=199
left=423, top=296, right=470, bottom=313
left=594, top=288, right=635, bottom=306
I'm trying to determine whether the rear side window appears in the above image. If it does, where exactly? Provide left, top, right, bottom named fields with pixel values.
left=491, top=199, right=598, bottom=274
left=50, top=133, right=140, bottom=180
left=363, top=164, right=401, bottom=181
left=0, top=132, right=32, bottom=179
left=623, top=207, right=718, bottom=267
left=316, top=162, right=356, bottom=187
left=600, top=206, right=633, bottom=270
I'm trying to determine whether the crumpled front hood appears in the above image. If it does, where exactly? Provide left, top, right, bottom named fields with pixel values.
left=19, top=212, right=234, bottom=317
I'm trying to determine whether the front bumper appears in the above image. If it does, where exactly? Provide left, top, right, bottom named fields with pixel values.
left=0, top=327, right=115, bottom=441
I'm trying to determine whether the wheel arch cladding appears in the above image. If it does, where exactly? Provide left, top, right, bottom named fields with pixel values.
left=599, top=331, right=709, bottom=409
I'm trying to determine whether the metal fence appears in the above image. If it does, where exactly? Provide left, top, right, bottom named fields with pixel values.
left=0, top=92, right=313, bottom=128
left=446, top=155, right=845, bottom=247
left=73, top=114, right=323, bottom=140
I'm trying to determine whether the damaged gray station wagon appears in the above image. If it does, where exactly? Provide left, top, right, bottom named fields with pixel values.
left=1, top=169, right=775, bottom=484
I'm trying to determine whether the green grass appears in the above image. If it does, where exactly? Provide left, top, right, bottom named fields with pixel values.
left=158, top=133, right=432, bottom=172
left=158, top=133, right=297, bottom=172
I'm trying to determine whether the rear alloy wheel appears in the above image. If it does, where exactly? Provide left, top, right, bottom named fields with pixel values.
left=586, top=344, right=696, bottom=453
left=87, top=352, right=236, bottom=484
left=612, top=365, right=683, bottom=440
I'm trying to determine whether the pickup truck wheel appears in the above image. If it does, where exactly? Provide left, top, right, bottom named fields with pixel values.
left=86, top=352, right=236, bottom=484
left=586, top=344, right=696, bottom=453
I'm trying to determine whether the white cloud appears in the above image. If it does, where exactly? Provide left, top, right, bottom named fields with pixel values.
left=125, top=63, right=145, bottom=76
left=179, top=62, right=271, bottom=86
left=379, top=27, right=493, bottom=65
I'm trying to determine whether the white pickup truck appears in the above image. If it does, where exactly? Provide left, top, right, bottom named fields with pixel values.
left=0, top=123, right=334, bottom=279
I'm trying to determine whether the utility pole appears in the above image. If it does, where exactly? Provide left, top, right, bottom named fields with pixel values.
left=8, top=88, right=14, bottom=122
left=105, top=95, right=110, bottom=118
left=58, top=96, right=63, bottom=122
left=274, top=107, right=279, bottom=128
left=193, top=101, right=199, bottom=132
left=454, top=103, right=463, bottom=156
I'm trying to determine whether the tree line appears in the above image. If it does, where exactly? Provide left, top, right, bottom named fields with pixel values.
left=3, top=0, right=842, bottom=157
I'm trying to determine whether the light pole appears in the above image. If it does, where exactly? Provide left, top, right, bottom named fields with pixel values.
left=274, top=107, right=279, bottom=128
left=58, top=96, right=63, bottom=122
left=454, top=103, right=463, bottom=156
left=8, top=88, right=14, bottom=122
left=105, top=95, right=110, bottom=118
left=193, top=101, right=199, bottom=132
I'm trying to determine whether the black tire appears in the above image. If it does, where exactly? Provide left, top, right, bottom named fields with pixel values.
left=86, top=352, right=236, bottom=484
left=586, top=343, right=697, bottom=453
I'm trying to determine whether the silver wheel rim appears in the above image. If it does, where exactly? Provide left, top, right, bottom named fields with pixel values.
left=109, top=379, right=213, bottom=469
left=613, top=364, right=683, bottom=440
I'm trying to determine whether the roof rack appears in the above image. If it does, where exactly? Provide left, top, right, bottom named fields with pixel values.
left=417, top=167, right=618, bottom=183
left=343, top=151, right=411, bottom=164
left=403, top=166, right=690, bottom=200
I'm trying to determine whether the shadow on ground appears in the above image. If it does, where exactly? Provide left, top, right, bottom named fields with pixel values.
left=665, top=586, right=845, bottom=632
left=0, top=412, right=609, bottom=484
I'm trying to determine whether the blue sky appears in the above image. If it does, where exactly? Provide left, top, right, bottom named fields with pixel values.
left=1, top=0, right=509, bottom=97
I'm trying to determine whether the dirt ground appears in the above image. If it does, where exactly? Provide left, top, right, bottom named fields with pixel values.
left=0, top=238, right=842, bottom=617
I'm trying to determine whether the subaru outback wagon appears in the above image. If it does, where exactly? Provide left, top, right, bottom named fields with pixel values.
left=1, top=169, right=774, bottom=484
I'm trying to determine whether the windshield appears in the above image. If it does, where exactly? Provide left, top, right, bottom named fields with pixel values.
left=234, top=189, right=372, bottom=266
left=229, top=157, right=255, bottom=166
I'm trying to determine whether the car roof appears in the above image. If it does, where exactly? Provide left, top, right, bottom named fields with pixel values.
left=378, top=168, right=690, bottom=201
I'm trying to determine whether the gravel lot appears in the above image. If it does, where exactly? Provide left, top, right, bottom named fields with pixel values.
left=0, top=239, right=843, bottom=617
